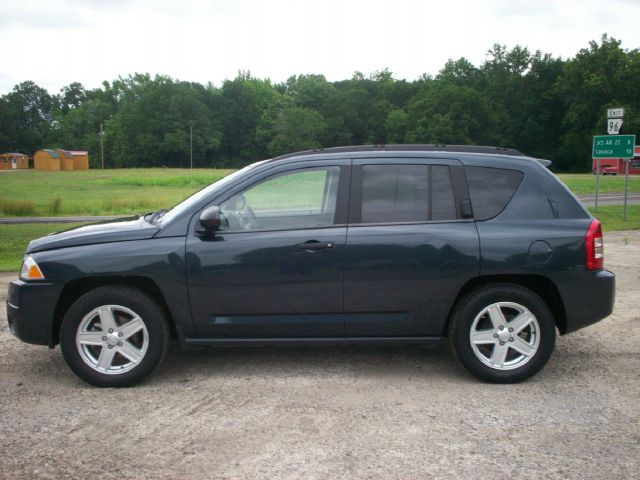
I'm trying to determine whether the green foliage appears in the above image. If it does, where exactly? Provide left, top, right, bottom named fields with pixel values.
left=0, top=199, right=36, bottom=216
left=0, top=168, right=235, bottom=216
left=588, top=205, right=640, bottom=231
left=557, top=173, right=640, bottom=194
left=0, top=223, right=84, bottom=272
left=1, top=35, right=638, bottom=172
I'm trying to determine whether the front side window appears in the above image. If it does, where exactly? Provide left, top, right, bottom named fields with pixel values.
left=359, top=164, right=456, bottom=223
left=221, top=166, right=340, bottom=231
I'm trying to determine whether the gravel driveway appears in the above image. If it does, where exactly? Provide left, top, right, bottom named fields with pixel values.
left=1, top=231, right=639, bottom=479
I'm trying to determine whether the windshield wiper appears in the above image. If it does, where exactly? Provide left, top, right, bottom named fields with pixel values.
left=147, top=209, right=167, bottom=224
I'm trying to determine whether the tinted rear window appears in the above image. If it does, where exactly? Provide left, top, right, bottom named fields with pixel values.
left=362, top=165, right=428, bottom=223
left=360, top=164, right=457, bottom=223
left=466, top=166, right=523, bottom=220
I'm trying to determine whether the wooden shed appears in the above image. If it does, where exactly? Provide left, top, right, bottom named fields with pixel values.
left=0, top=153, right=29, bottom=170
left=34, top=149, right=61, bottom=171
left=70, top=150, right=89, bottom=170
left=55, top=149, right=75, bottom=170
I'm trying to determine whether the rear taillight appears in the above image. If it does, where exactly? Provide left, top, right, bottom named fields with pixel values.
left=585, top=219, right=604, bottom=270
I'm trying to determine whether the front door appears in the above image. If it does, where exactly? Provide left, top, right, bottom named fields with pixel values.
left=186, top=164, right=348, bottom=338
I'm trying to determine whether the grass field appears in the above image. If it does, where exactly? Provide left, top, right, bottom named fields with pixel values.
left=1, top=168, right=638, bottom=217
left=0, top=205, right=638, bottom=273
left=0, top=223, right=83, bottom=272
left=0, top=168, right=639, bottom=272
left=557, top=173, right=640, bottom=194
left=0, top=168, right=234, bottom=217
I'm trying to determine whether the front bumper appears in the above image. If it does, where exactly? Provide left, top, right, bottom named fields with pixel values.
left=551, top=269, right=616, bottom=334
left=6, top=279, right=61, bottom=346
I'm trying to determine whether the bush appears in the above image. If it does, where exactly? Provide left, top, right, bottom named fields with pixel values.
left=49, top=197, right=63, bottom=215
left=0, top=200, right=36, bottom=216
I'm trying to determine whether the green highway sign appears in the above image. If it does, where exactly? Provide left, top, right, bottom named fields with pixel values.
left=592, top=134, right=636, bottom=159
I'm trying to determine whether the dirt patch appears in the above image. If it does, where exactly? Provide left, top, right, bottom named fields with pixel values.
left=1, top=231, right=639, bottom=479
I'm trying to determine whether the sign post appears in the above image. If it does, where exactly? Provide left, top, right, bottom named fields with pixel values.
left=592, top=133, right=635, bottom=221
left=624, top=158, right=630, bottom=221
left=595, top=158, right=600, bottom=211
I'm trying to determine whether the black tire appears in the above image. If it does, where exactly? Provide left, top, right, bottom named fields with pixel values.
left=60, top=286, right=169, bottom=387
left=448, top=284, right=556, bottom=383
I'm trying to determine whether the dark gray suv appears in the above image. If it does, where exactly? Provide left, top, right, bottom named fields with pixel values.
left=7, top=145, right=615, bottom=387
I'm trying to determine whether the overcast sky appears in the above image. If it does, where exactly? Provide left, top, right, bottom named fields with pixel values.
left=0, top=0, right=638, bottom=95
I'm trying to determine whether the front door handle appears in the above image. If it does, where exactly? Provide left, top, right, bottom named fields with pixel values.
left=296, top=240, right=335, bottom=251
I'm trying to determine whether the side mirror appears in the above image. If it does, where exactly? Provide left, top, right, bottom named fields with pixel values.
left=197, top=206, right=221, bottom=234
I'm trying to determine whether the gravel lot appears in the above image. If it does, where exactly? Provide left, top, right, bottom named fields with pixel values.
left=1, top=231, right=639, bottom=479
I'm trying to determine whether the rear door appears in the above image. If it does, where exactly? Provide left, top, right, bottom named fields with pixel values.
left=343, top=157, right=480, bottom=337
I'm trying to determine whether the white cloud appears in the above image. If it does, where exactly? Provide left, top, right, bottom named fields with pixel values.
left=0, top=0, right=638, bottom=94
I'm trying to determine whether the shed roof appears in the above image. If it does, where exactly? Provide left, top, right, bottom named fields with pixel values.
left=55, top=149, right=74, bottom=158
left=42, top=149, right=60, bottom=158
left=69, top=150, right=88, bottom=156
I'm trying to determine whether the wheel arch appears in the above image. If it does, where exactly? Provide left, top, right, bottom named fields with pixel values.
left=445, top=274, right=567, bottom=336
left=53, top=276, right=178, bottom=346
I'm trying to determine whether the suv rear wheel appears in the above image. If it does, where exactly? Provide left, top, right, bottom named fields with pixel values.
left=60, top=286, right=169, bottom=387
left=449, top=284, right=556, bottom=383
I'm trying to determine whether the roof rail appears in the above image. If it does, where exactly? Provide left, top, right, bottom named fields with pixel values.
left=271, top=144, right=526, bottom=161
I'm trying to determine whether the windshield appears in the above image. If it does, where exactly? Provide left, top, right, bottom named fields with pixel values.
left=159, top=160, right=268, bottom=225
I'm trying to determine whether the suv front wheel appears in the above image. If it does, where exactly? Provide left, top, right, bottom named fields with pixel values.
left=449, top=284, right=556, bottom=383
left=60, top=286, right=169, bottom=387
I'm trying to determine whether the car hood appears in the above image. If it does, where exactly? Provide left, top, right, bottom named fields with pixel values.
left=27, top=216, right=161, bottom=253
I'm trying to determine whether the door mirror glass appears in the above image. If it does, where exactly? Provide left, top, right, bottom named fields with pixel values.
left=199, top=206, right=221, bottom=232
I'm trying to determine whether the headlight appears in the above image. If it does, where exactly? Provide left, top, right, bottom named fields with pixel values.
left=20, top=255, right=45, bottom=280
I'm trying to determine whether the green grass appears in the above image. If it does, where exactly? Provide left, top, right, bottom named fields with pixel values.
left=0, top=169, right=639, bottom=272
left=0, top=168, right=235, bottom=217
left=0, top=223, right=84, bottom=272
left=557, top=173, right=640, bottom=194
left=0, top=169, right=638, bottom=217
left=0, top=205, right=637, bottom=272
left=589, top=205, right=640, bottom=231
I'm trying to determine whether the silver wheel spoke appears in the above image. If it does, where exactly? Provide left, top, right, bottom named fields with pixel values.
left=487, top=304, right=506, bottom=329
left=508, top=312, right=534, bottom=335
left=511, top=337, right=534, bottom=357
left=77, top=331, right=105, bottom=346
left=491, top=343, right=510, bottom=368
left=98, top=306, right=118, bottom=332
left=76, top=304, right=149, bottom=375
left=117, top=342, right=144, bottom=364
left=97, top=346, right=117, bottom=371
left=121, top=316, right=144, bottom=339
left=471, top=330, right=497, bottom=344
left=469, top=300, right=541, bottom=371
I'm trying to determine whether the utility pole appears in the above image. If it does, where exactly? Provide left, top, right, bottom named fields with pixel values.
left=100, top=123, right=105, bottom=169
left=190, top=123, right=193, bottom=187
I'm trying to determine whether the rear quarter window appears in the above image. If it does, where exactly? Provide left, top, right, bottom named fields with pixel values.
left=466, top=166, right=523, bottom=220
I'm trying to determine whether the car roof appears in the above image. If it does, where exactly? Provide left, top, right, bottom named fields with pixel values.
left=268, top=145, right=551, bottom=167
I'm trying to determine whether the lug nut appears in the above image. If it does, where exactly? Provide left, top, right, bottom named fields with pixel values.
left=101, top=336, right=107, bottom=341
left=108, top=328, right=114, bottom=333
left=509, top=337, right=514, bottom=342
left=493, top=333, right=499, bottom=338
left=118, top=332, right=123, bottom=337
left=118, top=342, right=123, bottom=346
left=107, top=344, right=113, bottom=349
left=499, top=325, right=504, bottom=330
left=508, top=327, right=513, bottom=332
left=499, top=341, right=505, bottom=346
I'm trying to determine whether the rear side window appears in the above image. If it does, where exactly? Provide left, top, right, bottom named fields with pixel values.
left=466, top=166, right=523, bottom=220
left=360, top=164, right=456, bottom=223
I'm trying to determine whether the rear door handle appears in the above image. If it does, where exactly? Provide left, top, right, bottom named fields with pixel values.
left=296, top=240, right=335, bottom=251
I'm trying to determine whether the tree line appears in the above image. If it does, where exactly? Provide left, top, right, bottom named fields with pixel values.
left=0, top=35, right=638, bottom=172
